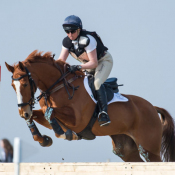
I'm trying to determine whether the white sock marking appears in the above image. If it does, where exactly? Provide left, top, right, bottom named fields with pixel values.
left=59, top=133, right=66, bottom=139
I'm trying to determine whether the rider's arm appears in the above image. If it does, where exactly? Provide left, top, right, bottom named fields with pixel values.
left=58, top=47, right=69, bottom=62
left=80, top=35, right=98, bottom=69
left=80, top=49, right=98, bottom=69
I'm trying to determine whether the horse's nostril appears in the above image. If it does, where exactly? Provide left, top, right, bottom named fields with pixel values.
left=24, top=113, right=29, bottom=118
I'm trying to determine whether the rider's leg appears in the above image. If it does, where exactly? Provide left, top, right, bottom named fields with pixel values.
left=96, top=84, right=111, bottom=126
left=94, top=51, right=113, bottom=126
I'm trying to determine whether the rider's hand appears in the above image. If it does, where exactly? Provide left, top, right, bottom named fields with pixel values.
left=69, top=65, right=82, bottom=73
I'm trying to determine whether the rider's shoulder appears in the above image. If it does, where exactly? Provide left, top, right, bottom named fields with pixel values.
left=79, top=35, right=90, bottom=47
left=79, top=30, right=93, bottom=47
left=62, top=36, right=72, bottom=48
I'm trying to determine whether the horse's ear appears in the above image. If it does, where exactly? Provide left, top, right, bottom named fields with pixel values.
left=5, top=62, right=14, bottom=73
left=18, top=61, right=25, bottom=71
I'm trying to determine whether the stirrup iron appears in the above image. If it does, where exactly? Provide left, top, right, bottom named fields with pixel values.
left=98, top=111, right=111, bottom=127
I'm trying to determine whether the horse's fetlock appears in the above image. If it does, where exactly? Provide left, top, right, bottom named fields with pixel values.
left=55, top=133, right=66, bottom=139
left=33, top=135, right=42, bottom=142
left=72, top=132, right=79, bottom=140
left=138, top=144, right=150, bottom=162
left=65, top=129, right=73, bottom=141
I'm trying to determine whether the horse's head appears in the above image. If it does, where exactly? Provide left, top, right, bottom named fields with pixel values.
left=5, top=61, right=36, bottom=120
left=5, top=50, right=85, bottom=121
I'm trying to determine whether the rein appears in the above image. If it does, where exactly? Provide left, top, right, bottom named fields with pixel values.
left=12, top=67, right=37, bottom=110
left=36, top=61, right=83, bottom=107
left=12, top=59, right=83, bottom=110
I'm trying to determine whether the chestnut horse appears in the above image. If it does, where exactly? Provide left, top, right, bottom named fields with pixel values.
left=5, top=50, right=175, bottom=162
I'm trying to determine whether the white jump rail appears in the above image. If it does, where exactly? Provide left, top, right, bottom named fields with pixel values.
left=0, top=162, right=175, bottom=175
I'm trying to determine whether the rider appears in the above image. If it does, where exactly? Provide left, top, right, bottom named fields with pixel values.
left=58, top=15, right=113, bottom=127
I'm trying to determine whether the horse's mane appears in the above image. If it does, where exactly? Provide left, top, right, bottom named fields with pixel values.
left=14, top=50, right=84, bottom=76
left=23, top=50, right=65, bottom=66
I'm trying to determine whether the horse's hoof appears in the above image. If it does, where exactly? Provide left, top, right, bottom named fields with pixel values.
left=39, top=135, right=53, bottom=147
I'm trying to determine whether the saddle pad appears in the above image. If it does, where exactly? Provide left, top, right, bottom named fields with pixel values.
left=83, top=77, right=128, bottom=104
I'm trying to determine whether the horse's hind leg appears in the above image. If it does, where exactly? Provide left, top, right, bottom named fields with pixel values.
left=134, top=122, right=162, bottom=161
left=111, top=134, right=144, bottom=162
left=137, top=144, right=162, bottom=162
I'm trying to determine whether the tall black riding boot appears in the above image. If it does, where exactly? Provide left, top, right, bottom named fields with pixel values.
left=96, top=85, right=111, bottom=126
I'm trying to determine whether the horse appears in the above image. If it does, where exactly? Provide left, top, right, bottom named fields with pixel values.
left=5, top=50, right=175, bottom=162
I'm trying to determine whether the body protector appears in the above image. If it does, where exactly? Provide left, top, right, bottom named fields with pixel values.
left=62, top=30, right=108, bottom=62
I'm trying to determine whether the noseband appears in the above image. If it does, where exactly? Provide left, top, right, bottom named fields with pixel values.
left=12, top=67, right=37, bottom=110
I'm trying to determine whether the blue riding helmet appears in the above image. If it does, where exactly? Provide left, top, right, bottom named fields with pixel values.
left=63, top=15, right=82, bottom=30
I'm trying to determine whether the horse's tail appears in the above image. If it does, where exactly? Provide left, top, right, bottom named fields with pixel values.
left=155, top=106, right=175, bottom=162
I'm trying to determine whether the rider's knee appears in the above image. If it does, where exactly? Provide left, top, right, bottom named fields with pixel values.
left=94, top=80, right=101, bottom=90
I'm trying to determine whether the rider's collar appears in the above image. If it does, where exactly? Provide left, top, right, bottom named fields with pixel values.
left=72, top=40, right=78, bottom=44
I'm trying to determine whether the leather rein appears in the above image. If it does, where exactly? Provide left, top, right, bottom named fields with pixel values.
left=12, top=60, right=82, bottom=109
left=37, top=62, right=82, bottom=107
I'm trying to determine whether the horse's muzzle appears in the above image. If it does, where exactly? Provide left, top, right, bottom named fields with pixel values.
left=24, top=112, right=29, bottom=119
left=23, top=112, right=33, bottom=120
left=19, top=105, right=33, bottom=120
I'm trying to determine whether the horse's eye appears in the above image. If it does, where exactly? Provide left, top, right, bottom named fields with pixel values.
left=23, top=83, right=28, bottom=87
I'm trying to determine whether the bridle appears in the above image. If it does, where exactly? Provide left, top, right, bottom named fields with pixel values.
left=12, top=61, right=83, bottom=111
left=12, top=67, right=37, bottom=110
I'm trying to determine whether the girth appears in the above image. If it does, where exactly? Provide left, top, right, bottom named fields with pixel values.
left=77, top=105, right=99, bottom=140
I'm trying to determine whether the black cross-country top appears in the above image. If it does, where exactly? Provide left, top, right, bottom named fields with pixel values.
left=62, top=30, right=108, bottom=61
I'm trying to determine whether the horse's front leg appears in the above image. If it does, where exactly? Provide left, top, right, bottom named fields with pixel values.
left=45, top=107, right=79, bottom=141
left=26, top=109, right=52, bottom=147
left=51, top=117, right=80, bottom=141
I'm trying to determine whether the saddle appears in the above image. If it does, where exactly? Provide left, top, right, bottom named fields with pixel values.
left=77, top=75, right=123, bottom=140
left=88, top=75, right=121, bottom=102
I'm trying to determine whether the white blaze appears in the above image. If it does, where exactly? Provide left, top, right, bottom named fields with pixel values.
left=14, top=81, right=23, bottom=109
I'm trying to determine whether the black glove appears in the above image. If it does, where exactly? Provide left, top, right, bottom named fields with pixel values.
left=69, top=65, right=82, bottom=73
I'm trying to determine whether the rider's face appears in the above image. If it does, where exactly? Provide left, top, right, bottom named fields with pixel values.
left=66, top=29, right=80, bottom=40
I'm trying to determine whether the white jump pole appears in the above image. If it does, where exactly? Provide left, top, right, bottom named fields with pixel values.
left=13, top=137, right=21, bottom=175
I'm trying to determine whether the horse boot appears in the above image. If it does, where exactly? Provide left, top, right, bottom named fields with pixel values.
left=96, top=85, right=111, bottom=127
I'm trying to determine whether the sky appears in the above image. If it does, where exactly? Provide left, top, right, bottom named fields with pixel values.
left=0, top=0, right=175, bottom=162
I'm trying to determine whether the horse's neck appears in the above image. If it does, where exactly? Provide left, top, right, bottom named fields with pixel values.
left=31, top=62, right=62, bottom=91
left=31, top=62, right=88, bottom=106
left=31, top=62, right=96, bottom=128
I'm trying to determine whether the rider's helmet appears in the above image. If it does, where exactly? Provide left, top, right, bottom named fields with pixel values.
left=62, top=15, right=82, bottom=30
